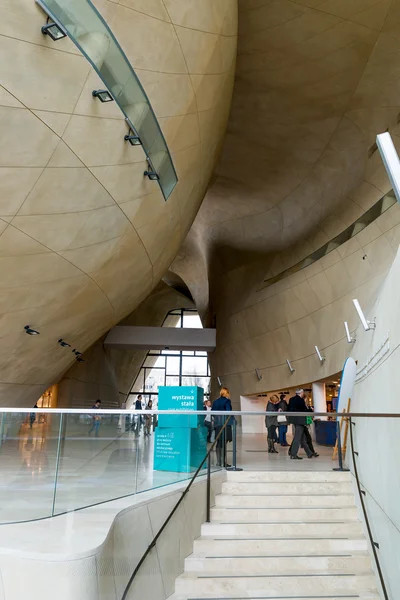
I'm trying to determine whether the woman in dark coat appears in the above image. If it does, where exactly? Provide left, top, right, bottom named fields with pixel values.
left=265, top=394, right=279, bottom=453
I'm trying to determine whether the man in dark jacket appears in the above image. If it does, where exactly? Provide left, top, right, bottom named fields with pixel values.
left=212, top=387, right=233, bottom=468
left=277, top=393, right=289, bottom=446
left=287, top=389, right=313, bottom=460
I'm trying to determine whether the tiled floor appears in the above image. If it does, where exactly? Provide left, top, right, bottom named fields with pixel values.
left=0, top=419, right=338, bottom=524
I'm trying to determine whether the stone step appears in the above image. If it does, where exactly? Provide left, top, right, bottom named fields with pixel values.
left=175, top=573, right=377, bottom=597
left=215, top=493, right=355, bottom=508
left=222, top=481, right=354, bottom=495
left=184, top=554, right=372, bottom=575
left=201, top=521, right=363, bottom=538
left=193, top=536, right=369, bottom=556
left=226, top=471, right=352, bottom=483
left=210, top=507, right=358, bottom=522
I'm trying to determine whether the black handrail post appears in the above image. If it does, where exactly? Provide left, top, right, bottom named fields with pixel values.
left=333, top=417, right=349, bottom=472
left=206, top=450, right=211, bottom=523
left=226, top=418, right=243, bottom=472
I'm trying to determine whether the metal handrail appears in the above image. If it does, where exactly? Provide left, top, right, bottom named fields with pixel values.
left=120, top=418, right=231, bottom=600
left=349, top=418, right=389, bottom=600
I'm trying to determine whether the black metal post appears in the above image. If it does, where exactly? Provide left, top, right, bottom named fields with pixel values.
left=226, top=418, right=243, bottom=472
left=206, top=450, right=211, bottom=523
left=333, top=418, right=349, bottom=472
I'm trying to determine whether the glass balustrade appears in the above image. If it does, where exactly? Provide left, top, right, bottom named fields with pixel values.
left=36, top=0, right=177, bottom=200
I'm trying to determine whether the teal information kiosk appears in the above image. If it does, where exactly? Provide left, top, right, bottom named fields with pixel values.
left=154, top=386, right=207, bottom=473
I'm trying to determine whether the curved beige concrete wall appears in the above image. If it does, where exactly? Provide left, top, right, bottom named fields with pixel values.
left=0, top=0, right=237, bottom=405
left=211, top=201, right=400, bottom=406
left=173, top=0, right=400, bottom=320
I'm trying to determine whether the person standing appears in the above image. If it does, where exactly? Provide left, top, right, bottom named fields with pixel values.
left=211, top=387, right=233, bottom=468
left=204, top=399, right=213, bottom=443
left=133, top=395, right=143, bottom=435
left=144, top=399, right=152, bottom=436
left=287, top=389, right=313, bottom=460
left=277, top=393, right=289, bottom=446
left=29, top=403, right=38, bottom=429
left=265, top=395, right=279, bottom=453
left=88, top=399, right=102, bottom=437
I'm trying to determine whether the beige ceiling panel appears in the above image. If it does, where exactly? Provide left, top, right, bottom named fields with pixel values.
left=119, top=190, right=167, bottom=230
left=164, top=0, right=221, bottom=33
left=89, top=231, right=153, bottom=317
left=220, top=0, right=239, bottom=36
left=14, top=205, right=132, bottom=252
left=350, top=0, right=391, bottom=31
left=318, top=0, right=385, bottom=19
left=136, top=193, right=181, bottom=264
left=19, top=167, right=115, bottom=215
left=32, top=111, right=71, bottom=137
left=118, top=0, right=171, bottom=21
left=159, top=112, right=200, bottom=153
left=0, top=107, right=59, bottom=167
left=191, top=73, right=228, bottom=112
left=63, top=115, right=142, bottom=167
left=0, top=35, right=89, bottom=113
left=90, top=162, right=154, bottom=204
left=0, top=224, right=50, bottom=257
left=265, top=10, right=341, bottom=50
left=175, top=26, right=222, bottom=74
left=60, top=236, right=126, bottom=273
left=0, top=85, right=23, bottom=108
left=239, top=0, right=309, bottom=36
left=0, top=0, right=80, bottom=53
left=0, top=167, right=43, bottom=216
left=136, top=70, right=197, bottom=117
left=47, top=142, right=85, bottom=168
left=0, top=253, right=82, bottom=289
left=112, top=4, right=187, bottom=73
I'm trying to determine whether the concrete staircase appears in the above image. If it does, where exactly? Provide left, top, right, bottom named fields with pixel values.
left=168, top=471, right=380, bottom=599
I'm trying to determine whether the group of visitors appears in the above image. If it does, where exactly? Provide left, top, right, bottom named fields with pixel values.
left=87, top=395, right=157, bottom=437
left=266, top=389, right=319, bottom=460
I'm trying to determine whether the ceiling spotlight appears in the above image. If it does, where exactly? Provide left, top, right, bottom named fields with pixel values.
left=315, top=345, right=326, bottom=363
left=376, top=132, right=400, bottom=204
left=352, top=299, right=376, bottom=331
left=72, top=349, right=82, bottom=356
left=41, top=21, right=67, bottom=41
left=92, top=89, right=113, bottom=103
left=76, top=357, right=85, bottom=363
left=344, top=321, right=356, bottom=343
left=286, top=359, right=295, bottom=373
left=24, top=325, right=40, bottom=336
left=255, top=368, right=262, bottom=381
left=217, top=376, right=222, bottom=387
left=58, top=338, right=71, bottom=348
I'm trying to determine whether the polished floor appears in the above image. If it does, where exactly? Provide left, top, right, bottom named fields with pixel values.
left=0, top=416, right=338, bottom=524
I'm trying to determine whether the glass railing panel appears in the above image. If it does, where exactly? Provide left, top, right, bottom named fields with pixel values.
left=36, top=0, right=178, bottom=200
left=0, top=411, right=61, bottom=523
left=52, top=412, right=139, bottom=516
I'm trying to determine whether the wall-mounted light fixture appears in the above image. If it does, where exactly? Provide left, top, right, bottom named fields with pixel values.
left=24, top=325, right=40, bottom=336
left=92, top=89, right=114, bottom=103
left=315, top=345, right=325, bottom=363
left=72, top=349, right=82, bottom=357
left=41, top=21, right=67, bottom=41
left=344, top=321, right=356, bottom=343
left=376, top=132, right=400, bottom=204
left=58, top=338, right=71, bottom=348
left=144, top=168, right=160, bottom=181
left=124, top=128, right=141, bottom=146
left=217, top=376, right=222, bottom=387
left=76, top=357, right=85, bottom=363
left=255, top=368, right=262, bottom=381
left=352, top=299, right=376, bottom=331
left=286, top=359, right=295, bottom=373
